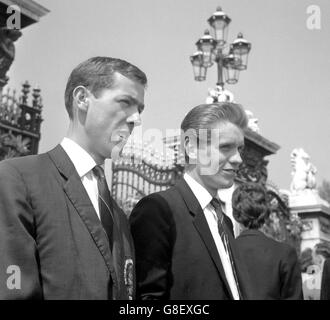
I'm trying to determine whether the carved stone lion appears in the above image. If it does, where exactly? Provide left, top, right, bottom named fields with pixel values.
left=290, top=148, right=317, bottom=193
left=245, top=110, right=260, bottom=133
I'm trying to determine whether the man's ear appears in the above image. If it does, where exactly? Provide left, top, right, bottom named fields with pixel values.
left=184, top=135, right=198, bottom=163
left=73, top=86, right=90, bottom=113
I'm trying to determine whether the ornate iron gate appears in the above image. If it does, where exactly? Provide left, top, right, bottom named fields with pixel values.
left=111, top=142, right=183, bottom=216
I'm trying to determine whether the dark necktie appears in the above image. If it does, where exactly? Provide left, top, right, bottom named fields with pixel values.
left=210, top=197, right=242, bottom=299
left=93, top=165, right=114, bottom=249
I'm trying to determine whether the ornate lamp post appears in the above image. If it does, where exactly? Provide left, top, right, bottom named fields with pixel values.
left=190, top=6, right=251, bottom=93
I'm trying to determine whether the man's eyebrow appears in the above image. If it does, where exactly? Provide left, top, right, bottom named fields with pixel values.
left=119, top=95, right=145, bottom=113
left=218, top=141, right=245, bottom=147
left=218, top=141, right=235, bottom=146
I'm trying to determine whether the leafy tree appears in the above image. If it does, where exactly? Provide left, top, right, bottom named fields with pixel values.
left=0, top=133, right=30, bottom=160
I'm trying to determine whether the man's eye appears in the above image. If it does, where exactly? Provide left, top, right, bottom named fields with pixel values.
left=219, top=145, right=232, bottom=151
left=120, top=100, right=130, bottom=106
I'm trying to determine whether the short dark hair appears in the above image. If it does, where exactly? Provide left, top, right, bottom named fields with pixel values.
left=232, top=182, right=270, bottom=229
left=315, top=242, right=330, bottom=259
left=299, top=248, right=314, bottom=273
left=64, top=56, right=147, bottom=118
left=180, top=102, right=248, bottom=163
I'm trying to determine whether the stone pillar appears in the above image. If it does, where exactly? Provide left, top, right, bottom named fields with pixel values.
left=289, top=191, right=330, bottom=300
left=289, top=191, right=330, bottom=252
left=287, top=147, right=330, bottom=251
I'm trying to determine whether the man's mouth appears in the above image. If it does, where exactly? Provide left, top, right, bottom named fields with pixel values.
left=118, top=131, right=130, bottom=140
left=222, top=168, right=238, bottom=175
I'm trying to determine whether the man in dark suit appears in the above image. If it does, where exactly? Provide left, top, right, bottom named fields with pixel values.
left=232, top=182, right=303, bottom=299
left=0, top=57, right=147, bottom=299
left=321, top=258, right=330, bottom=299
left=130, top=102, right=253, bottom=300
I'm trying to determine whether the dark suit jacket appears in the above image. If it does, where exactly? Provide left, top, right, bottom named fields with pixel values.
left=0, top=145, right=135, bottom=300
left=321, top=258, right=330, bottom=300
left=129, top=178, right=254, bottom=300
left=235, top=229, right=303, bottom=300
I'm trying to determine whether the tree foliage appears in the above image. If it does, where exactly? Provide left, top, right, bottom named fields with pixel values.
left=0, top=133, right=30, bottom=160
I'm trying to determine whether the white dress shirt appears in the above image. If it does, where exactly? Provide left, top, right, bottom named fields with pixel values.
left=61, top=137, right=101, bottom=219
left=184, top=173, right=240, bottom=300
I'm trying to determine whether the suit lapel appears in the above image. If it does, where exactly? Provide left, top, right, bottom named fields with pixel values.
left=47, top=145, right=115, bottom=275
left=176, top=179, right=234, bottom=299
left=108, top=196, right=125, bottom=297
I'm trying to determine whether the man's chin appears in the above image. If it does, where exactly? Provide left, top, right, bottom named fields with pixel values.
left=219, top=179, right=234, bottom=189
left=110, top=146, right=124, bottom=161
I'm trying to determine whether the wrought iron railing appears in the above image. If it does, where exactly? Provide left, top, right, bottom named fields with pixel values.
left=0, top=81, right=43, bottom=157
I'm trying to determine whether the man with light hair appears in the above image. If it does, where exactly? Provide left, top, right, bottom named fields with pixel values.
left=130, top=102, right=254, bottom=300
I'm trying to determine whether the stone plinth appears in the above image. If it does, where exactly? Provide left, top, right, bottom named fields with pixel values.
left=289, top=190, right=330, bottom=252
left=237, top=129, right=280, bottom=185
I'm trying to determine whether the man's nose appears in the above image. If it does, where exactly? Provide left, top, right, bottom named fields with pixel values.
left=230, top=149, right=243, bottom=164
left=126, top=111, right=141, bottom=127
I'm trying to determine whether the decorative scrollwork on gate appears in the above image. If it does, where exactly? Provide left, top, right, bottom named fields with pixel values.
left=111, top=142, right=184, bottom=216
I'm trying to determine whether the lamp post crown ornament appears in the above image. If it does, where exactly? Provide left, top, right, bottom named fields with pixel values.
left=206, top=85, right=234, bottom=103
left=208, top=6, right=231, bottom=24
left=236, top=32, right=244, bottom=39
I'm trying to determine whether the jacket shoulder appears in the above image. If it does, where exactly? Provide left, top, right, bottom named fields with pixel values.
left=260, top=234, right=297, bottom=255
left=137, top=185, right=183, bottom=210
left=0, top=153, right=50, bottom=174
left=236, top=230, right=296, bottom=254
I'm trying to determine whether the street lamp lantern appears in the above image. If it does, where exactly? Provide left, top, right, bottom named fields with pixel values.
left=190, top=6, right=251, bottom=97
left=195, top=29, right=216, bottom=67
left=223, top=51, right=240, bottom=84
left=231, top=32, right=251, bottom=70
left=207, top=6, right=231, bottom=47
left=190, top=51, right=207, bottom=81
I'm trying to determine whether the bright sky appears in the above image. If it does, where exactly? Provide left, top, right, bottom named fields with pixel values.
left=8, top=0, right=330, bottom=191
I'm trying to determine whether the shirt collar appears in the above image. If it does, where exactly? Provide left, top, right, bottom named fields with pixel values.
left=60, top=137, right=97, bottom=178
left=183, top=173, right=213, bottom=210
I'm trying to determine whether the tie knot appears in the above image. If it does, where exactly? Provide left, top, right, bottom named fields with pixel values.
left=93, top=165, right=105, bottom=180
left=210, top=197, right=224, bottom=210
